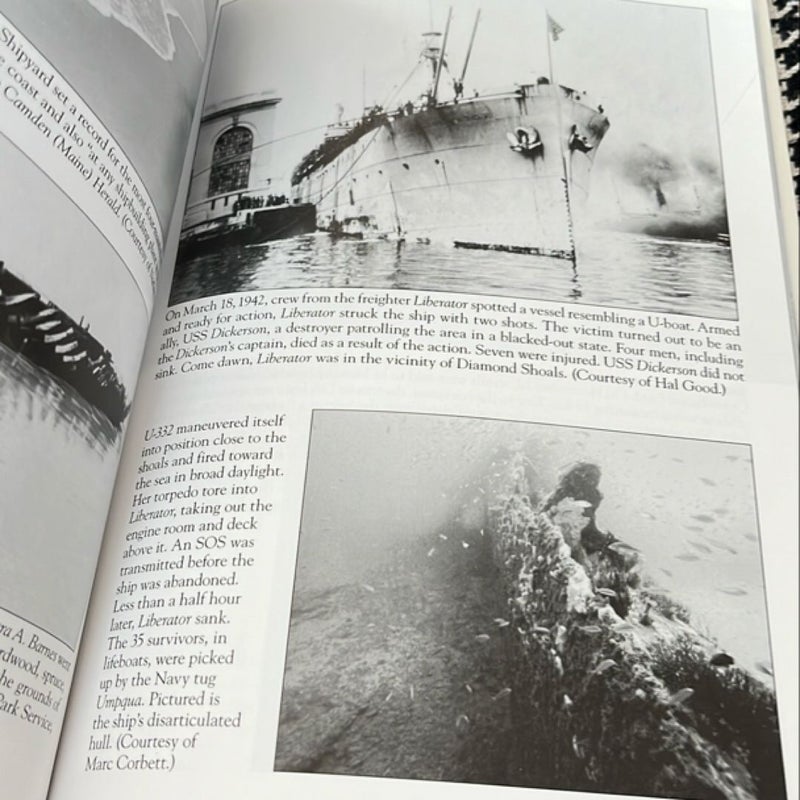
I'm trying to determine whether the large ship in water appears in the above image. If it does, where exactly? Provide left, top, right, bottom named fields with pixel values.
left=291, top=12, right=610, bottom=260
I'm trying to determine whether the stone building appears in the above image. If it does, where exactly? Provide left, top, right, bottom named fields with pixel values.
left=183, top=92, right=280, bottom=229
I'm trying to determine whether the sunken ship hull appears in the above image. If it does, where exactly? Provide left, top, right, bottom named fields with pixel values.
left=0, top=263, right=128, bottom=427
left=292, top=84, right=609, bottom=258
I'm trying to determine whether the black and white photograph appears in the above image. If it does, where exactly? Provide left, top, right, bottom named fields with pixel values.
left=1, top=0, right=215, bottom=226
left=172, top=0, right=735, bottom=320
left=0, top=139, right=145, bottom=646
left=274, top=410, right=785, bottom=798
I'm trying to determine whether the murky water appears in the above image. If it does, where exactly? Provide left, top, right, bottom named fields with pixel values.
left=275, top=411, right=774, bottom=781
left=0, top=344, right=120, bottom=645
left=171, top=229, right=736, bottom=320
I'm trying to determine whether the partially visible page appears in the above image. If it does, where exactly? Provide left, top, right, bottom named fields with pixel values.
left=753, top=0, right=799, bottom=333
left=51, top=1, right=797, bottom=799
left=0, top=2, right=216, bottom=797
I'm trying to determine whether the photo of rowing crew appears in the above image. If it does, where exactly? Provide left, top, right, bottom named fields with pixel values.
left=0, top=136, right=146, bottom=646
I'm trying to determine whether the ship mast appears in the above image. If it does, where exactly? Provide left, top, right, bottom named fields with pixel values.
left=545, top=10, right=577, bottom=268
left=458, top=9, right=481, bottom=85
left=431, top=7, right=453, bottom=104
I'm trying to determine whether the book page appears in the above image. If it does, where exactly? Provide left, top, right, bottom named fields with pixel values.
left=753, top=0, right=799, bottom=332
left=0, top=2, right=215, bottom=797
left=51, top=1, right=797, bottom=798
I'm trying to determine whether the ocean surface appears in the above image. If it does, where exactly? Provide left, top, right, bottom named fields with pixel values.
left=171, top=229, right=737, bottom=320
left=0, top=344, right=120, bottom=646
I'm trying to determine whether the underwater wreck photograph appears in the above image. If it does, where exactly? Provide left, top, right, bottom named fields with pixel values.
left=274, top=411, right=787, bottom=799
left=172, top=0, right=736, bottom=320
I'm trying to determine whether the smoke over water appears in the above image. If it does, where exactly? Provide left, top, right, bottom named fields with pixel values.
left=594, top=142, right=728, bottom=241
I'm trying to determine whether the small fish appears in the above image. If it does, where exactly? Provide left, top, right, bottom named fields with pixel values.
left=639, top=511, right=657, bottom=520
left=699, top=477, right=717, bottom=487
left=562, top=693, right=574, bottom=710
left=607, top=541, right=641, bottom=555
left=756, top=661, right=773, bottom=677
left=660, top=568, right=673, bottom=577
left=691, top=514, right=715, bottom=523
left=462, top=541, right=470, bottom=549
left=573, top=500, right=592, bottom=509
left=685, top=525, right=704, bottom=532
left=464, top=683, right=473, bottom=695
left=704, top=536, right=737, bottom=554
left=592, top=659, right=616, bottom=676
left=669, top=687, right=694, bottom=705
left=675, top=553, right=700, bottom=562
left=492, top=687, right=512, bottom=702
left=493, top=618, right=510, bottom=628
left=409, top=685, right=415, bottom=701
left=572, top=735, right=585, bottom=759
left=532, top=626, right=551, bottom=635
left=596, top=587, right=617, bottom=598
left=579, top=625, right=602, bottom=634
left=716, top=586, right=747, bottom=596
left=687, top=540, right=713, bottom=554
left=439, top=534, right=448, bottom=541
left=479, top=528, right=485, bottom=536
left=554, top=624, right=567, bottom=654
left=709, top=652, right=734, bottom=667
left=455, top=713, right=470, bottom=732
left=384, top=691, right=393, bottom=702
left=361, top=583, right=376, bottom=593
left=553, top=655, right=564, bottom=677
left=427, top=547, right=436, bottom=558
left=475, top=634, right=491, bottom=642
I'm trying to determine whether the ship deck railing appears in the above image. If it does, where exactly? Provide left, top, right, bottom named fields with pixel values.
left=182, top=187, right=296, bottom=231
left=291, top=81, right=602, bottom=186
left=331, top=81, right=599, bottom=131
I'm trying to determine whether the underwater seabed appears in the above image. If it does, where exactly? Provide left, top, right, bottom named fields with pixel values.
left=275, top=453, right=785, bottom=798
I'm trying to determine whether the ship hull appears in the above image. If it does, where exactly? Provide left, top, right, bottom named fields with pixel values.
left=178, top=203, right=316, bottom=260
left=0, top=265, right=128, bottom=427
left=293, top=85, right=609, bottom=256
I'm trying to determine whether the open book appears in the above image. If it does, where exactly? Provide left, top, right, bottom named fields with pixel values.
left=0, top=1, right=797, bottom=798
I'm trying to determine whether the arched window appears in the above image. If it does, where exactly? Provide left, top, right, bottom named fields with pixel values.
left=208, top=126, right=253, bottom=197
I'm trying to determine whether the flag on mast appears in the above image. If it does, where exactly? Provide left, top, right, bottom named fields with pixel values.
left=547, top=13, right=564, bottom=41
